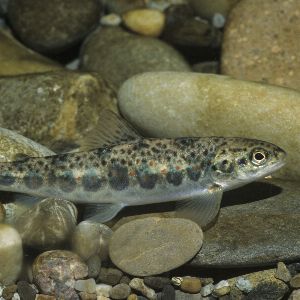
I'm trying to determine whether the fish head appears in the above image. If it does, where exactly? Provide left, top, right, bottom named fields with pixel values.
left=209, top=138, right=286, bottom=190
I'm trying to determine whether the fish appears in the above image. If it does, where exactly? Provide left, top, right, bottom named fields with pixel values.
left=0, top=111, right=286, bottom=228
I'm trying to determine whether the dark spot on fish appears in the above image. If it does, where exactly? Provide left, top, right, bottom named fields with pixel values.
left=59, top=171, right=76, bottom=192
left=110, top=158, right=116, bottom=164
left=78, top=161, right=84, bottom=168
left=101, top=160, right=107, bottom=166
left=120, top=149, right=125, bottom=154
left=213, top=138, right=220, bottom=143
left=238, top=158, right=247, bottom=166
left=161, top=144, right=167, bottom=149
left=132, top=145, right=138, bottom=151
left=69, top=163, right=75, bottom=169
left=108, top=165, right=129, bottom=191
left=0, top=173, right=15, bottom=186
left=203, top=149, right=208, bottom=156
left=211, top=165, right=217, bottom=171
left=128, top=161, right=133, bottom=167
left=166, top=171, right=183, bottom=186
left=151, top=147, right=159, bottom=154
left=57, top=154, right=68, bottom=162
left=44, top=165, right=49, bottom=171
left=121, top=159, right=127, bottom=165
left=75, top=156, right=81, bottom=161
left=141, top=151, right=145, bottom=156
left=24, top=172, right=43, bottom=189
left=37, top=160, right=44, bottom=167
left=93, top=161, right=100, bottom=168
left=222, top=160, right=228, bottom=165
left=219, top=161, right=234, bottom=174
left=127, top=149, right=132, bottom=155
left=220, top=149, right=226, bottom=155
left=82, top=171, right=102, bottom=191
left=166, top=156, right=172, bottom=162
left=137, top=172, right=158, bottom=189
left=156, top=142, right=162, bottom=147
left=138, top=141, right=150, bottom=149
left=187, top=167, right=201, bottom=181
left=220, top=142, right=227, bottom=147
left=141, top=158, right=147, bottom=164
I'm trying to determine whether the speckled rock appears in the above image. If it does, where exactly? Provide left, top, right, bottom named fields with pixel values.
left=110, top=217, right=203, bottom=276
left=144, top=277, right=171, bottom=291
left=0, top=224, right=23, bottom=285
left=2, top=284, right=17, bottom=299
left=87, top=255, right=101, bottom=278
left=32, top=250, right=88, bottom=299
left=35, top=295, right=56, bottom=300
left=75, top=279, right=97, bottom=294
left=12, top=198, right=77, bottom=249
left=221, top=0, right=300, bottom=91
left=290, top=274, right=300, bottom=289
left=161, top=285, right=175, bottom=300
left=0, top=71, right=117, bottom=151
left=175, top=290, right=202, bottom=300
left=118, top=71, right=300, bottom=180
left=188, top=0, right=240, bottom=20
left=7, top=0, right=102, bottom=53
left=188, top=179, right=300, bottom=267
left=80, top=27, right=190, bottom=89
left=228, top=269, right=288, bottom=299
left=123, top=9, right=165, bottom=37
left=109, top=283, right=131, bottom=300
left=95, top=284, right=112, bottom=298
left=71, top=221, right=113, bottom=261
left=275, top=262, right=291, bottom=283
left=163, top=4, right=221, bottom=47
left=0, top=29, right=61, bottom=76
left=129, top=279, right=156, bottom=300
left=289, top=289, right=300, bottom=300
left=98, top=268, right=123, bottom=286
left=79, top=292, right=97, bottom=300
left=105, top=0, right=145, bottom=14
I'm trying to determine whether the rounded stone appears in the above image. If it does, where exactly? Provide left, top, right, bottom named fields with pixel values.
left=109, top=217, right=203, bottom=276
left=80, top=27, right=190, bottom=89
left=123, top=9, right=166, bottom=37
left=118, top=71, right=300, bottom=181
left=32, top=250, right=88, bottom=297
left=0, top=224, right=23, bottom=285
left=101, top=14, right=122, bottom=27
left=106, top=0, right=145, bottom=14
left=290, top=274, right=300, bottom=289
left=212, top=280, right=230, bottom=297
left=180, top=277, right=202, bottom=294
left=14, top=198, right=77, bottom=250
left=7, top=0, right=102, bottom=53
left=109, top=283, right=131, bottom=300
left=221, top=0, right=300, bottom=91
left=129, top=278, right=156, bottom=300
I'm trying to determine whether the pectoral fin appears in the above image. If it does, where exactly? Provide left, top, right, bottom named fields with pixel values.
left=175, top=184, right=223, bottom=229
left=84, top=203, right=125, bottom=223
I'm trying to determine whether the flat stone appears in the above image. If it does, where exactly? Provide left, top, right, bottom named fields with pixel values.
left=7, top=0, right=102, bottom=53
left=109, top=283, right=131, bottom=300
left=80, top=27, right=190, bottom=89
left=118, top=71, right=300, bottom=181
left=0, top=224, right=23, bottom=285
left=221, top=0, right=300, bottom=91
left=109, top=217, right=203, bottom=276
left=175, top=290, right=202, bottom=300
left=161, top=285, right=174, bottom=300
left=98, top=268, right=123, bottom=286
left=0, top=71, right=117, bottom=151
left=275, top=262, right=291, bottom=283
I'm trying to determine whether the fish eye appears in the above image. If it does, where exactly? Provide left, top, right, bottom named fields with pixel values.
left=250, top=149, right=268, bottom=166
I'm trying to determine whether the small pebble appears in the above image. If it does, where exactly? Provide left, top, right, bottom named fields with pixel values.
left=96, top=284, right=112, bottom=297
left=98, top=268, right=123, bottom=286
left=17, top=281, right=37, bottom=300
left=290, top=274, right=300, bottom=289
left=201, top=283, right=214, bottom=297
left=100, top=14, right=122, bottom=26
left=75, top=279, right=97, bottom=294
left=161, top=285, right=174, bottom=300
left=212, top=13, right=226, bottom=28
left=87, top=255, right=102, bottom=278
left=127, top=294, right=138, bottom=300
left=144, top=277, right=171, bottom=290
left=12, top=293, right=20, bottom=300
left=289, top=289, right=300, bottom=300
left=97, top=296, right=110, bottom=300
left=110, top=283, right=131, bottom=300
left=235, top=277, right=253, bottom=293
left=275, top=262, right=292, bottom=283
left=80, top=292, right=97, bottom=300
left=2, top=284, right=17, bottom=299
left=120, top=276, right=131, bottom=285
left=35, top=295, right=56, bottom=300
left=212, top=280, right=230, bottom=297
left=175, top=290, right=203, bottom=300
left=180, top=277, right=202, bottom=294
left=129, top=278, right=156, bottom=300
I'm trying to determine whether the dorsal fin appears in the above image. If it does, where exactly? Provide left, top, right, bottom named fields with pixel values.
left=80, top=109, right=141, bottom=151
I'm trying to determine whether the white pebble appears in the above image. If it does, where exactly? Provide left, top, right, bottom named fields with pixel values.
left=201, top=283, right=214, bottom=297
left=236, top=277, right=253, bottom=293
left=96, top=284, right=112, bottom=297
left=100, top=14, right=122, bottom=26
left=12, top=293, right=20, bottom=300
left=212, top=13, right=226, bottom=28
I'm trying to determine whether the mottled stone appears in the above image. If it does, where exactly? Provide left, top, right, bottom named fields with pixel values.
left=212, top=281, right=230, bottom=297
left=35, top=295, right=56, bottom=300
left=161, top=285, right=174, bottom=300
left=79, top=292, right=97, bottom=300
left=80, top=27, right=190, bottom=89
left=87, top=255, right=102, bottom=278
left=118, top=71, right=300, bottom=180
left=2, top=284, right=17, bottom=299
left=290, top=274, right=300, bottom=289
left=0, top=71, right=117, bottom=151
left=275, top=262, right=291, bottom=283
left=7, top=0, right=102, bottom=53
left=235, top=277, right=252, bottom=293
left=72, top=221, right=113, bottom=261
left=0, top=224, right=23, bottom=285
left=98, top=268, right=123, bottom=286
left=109, top=283, right=131, bottom=300
left=175, top=290, right=202, bottom=300
left=109, top=217, right=203, bottom=276
left=201, top=284, right=214, bottom=297
left=120, top=276, right=131, bottom=285
left=32, top=250, right=88, bottom=299
left=0, top=29, right=61, bottom=76
left=75, top=279, right=97, bottom=294
left=13, top=198, right=77, bottom=250
left=179, top=277, right=202, bottom=294
left=17, top=281, right=37, bottom=300
left=289, top=289, right=300, bottom=300
left=95, top=284, right=112, bottom=298
left=228, top=269, right=288, bottom=300
left=144, top=277, right=171, bottom=291
left=221, top=0, right=300, bottom=91
left=127, top=294, right=138, bottom=300
left=129, top=279, right=156, bottom=300
left=123, top=9, right=165, bottom=37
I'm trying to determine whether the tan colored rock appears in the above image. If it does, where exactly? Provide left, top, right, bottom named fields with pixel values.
left=0, top=29, right=61, bottom=76
left=0, top=71, right=117, bottom=151
left=221, top=0, right=300, bottom=91
left=0, top=224, right=23, bottom=285
left=123, top=9, right=165, bottom=37
left=118, top=72, right=300, bottom=180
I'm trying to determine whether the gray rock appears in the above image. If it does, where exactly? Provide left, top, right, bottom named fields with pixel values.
left=120, top=276, right=131, bottom=285
left=290, top=274, right=300, bottom=289
left=201, top=284, right=213, bottom=297
left=289, top=289, right=300, bottom=300
left=235, top=277, right=252, bottom=293
left=80, top=27, right=190, bottom=89
left=144, top=277, right=171, bottom=291
left=129, top=278, right=156, bottom=300
left=33, top=250, right=88, bottom=299
left=87, top=255, right=101, bottom=278
left=161, top=285, right=175, bottom=300
left=75, top=279, right=96, bottom=294
left=17, top=281, right=37, bottom=300
left=0, top=224, right=23, bottom=285
left=109, top=217, right=203, bottom=276
left=95, top=284, right=112, bottom=297
left=2, top=285, right=18, bottom=299
left=79, top=292, right=97, bottom=300
left=98, top=268, right=123, bottom=286
left=212, top=281, right=230, bottom=297
left=100, top=14, right=122, bottom=27
left=190, top=179, right=300, bottom=267
left=7, top=0, right=102, bottom=53
left=175, top=290, right=202, bottom=300
left=275, top=262, right=291, bottom=283
left=109, top=283, right=131, bottom=299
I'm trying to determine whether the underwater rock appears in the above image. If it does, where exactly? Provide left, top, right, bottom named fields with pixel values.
left=109, top=217, right=203, bottom=276
left=161, top=285, right=175, bottom=300
left=190, top=179, right=300, bottom=267
left=212, top=280, right=230, bottom=297
left=123, top=9, right=166, bottom=37
left=100, top=14, right=122, bottom=27
left=95, top=284, right=112, bottom=298
left=80, top=27, right=190, bottom=89
left=87, top=255, right=101, bottom=279
left=146, top=0, right=188, bottom=11
left=290, top=274, right=300, bottom=289
left=275, top=262, right=291, bottom=283
left=129, top=278, right=156, bottom=300
left=33, top=250, right=88, bottom=299
left=109, top=283, right=131, bottom=300
left=118, top=71, right=300, bottom=180
left=7, top=0, right=102, bottom=53
left=17, top=281, right=38, bottom=300
left=0, top=29, right=61, bottom=76
left=144, top=277, right=171, bottom=291
left=75, top=279, right=96, bottom=294
left=71, top=221, right=113, bottom=262
left=13, top=198, right=77, bottom=249
left=201, top=283, right=214, bottom=297
left=176, top=277, right=202, bottom=294
left=105, top=0, right=145, bottom=14
left=221, top=0, right=300, bottom=91
left=0, top=71, right=117, bottom=151
left=0, top=224, right=23, bottom=285
left=98, top=268, right=123, bottom=286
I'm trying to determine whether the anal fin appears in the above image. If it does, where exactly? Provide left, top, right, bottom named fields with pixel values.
left=84, top=203, right=124, bottom=223
left=175, top=184, right=223, bottom=230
